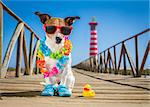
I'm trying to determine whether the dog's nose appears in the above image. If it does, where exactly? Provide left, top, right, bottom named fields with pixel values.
left=56, top=37, right=62, bottom=44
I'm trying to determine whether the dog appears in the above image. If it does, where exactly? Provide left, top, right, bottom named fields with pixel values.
left=35, top=12, right=80, bottom=97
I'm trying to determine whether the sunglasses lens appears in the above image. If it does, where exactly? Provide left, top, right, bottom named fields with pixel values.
left=61, top=27, right=72, bottom=35
left=46, top=26, right=56, bottom=34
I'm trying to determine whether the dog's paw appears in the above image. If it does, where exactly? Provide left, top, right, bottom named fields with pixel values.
left=41, top=84, right=56, bottom=96
left=57, top=85, right=72, bottom=97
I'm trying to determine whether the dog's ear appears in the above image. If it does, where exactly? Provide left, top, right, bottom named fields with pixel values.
left=35, top=12, right=51, bottom=24
left=64, top=16, right=80, bottom=26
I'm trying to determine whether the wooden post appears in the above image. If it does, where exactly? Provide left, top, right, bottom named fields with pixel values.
left=113, top=46, right=118, bottom=74
left=94, top=55, right=98, bottom=73
left=107, top=49, right=111, bottom=73
left=108, top=50, right=112, bottom=74
left=97, top=54, right=100, bottom=73
left=23, top=33, right=30, bottom=75
left=135, top=36, right=140, bottom=77
left=104, top=51, right=107, bottom=73
left=1, top=23, right=24, bottom=78
left=123, top=43, right=127, bottom=75
left=118, top=43, right=124, bottom=74
left=96, top=55, right=99, bottom=72
left=123, top=43, right=136, bottom=77
left=35, top=57, right=40, bottom=74
left=109, top=59, right=112, bottom=74
left=30, top=40, right=40, bottom=75
left=90, top=57, right=93, bottom=72
left=100, top=54, right=103, bottom=73
left=29, top=33, right=34, bottom=74
left=16, top=28, right=24, bottom=77
left=0, top=3, right=3, bottom=78
left=140, top=41, right=150, bottom=74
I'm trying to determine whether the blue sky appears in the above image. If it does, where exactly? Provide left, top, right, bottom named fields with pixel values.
left=2, top=0, right=149, bottom=68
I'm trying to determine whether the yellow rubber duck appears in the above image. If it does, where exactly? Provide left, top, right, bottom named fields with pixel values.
left=82, top=84, right=95, bottom=97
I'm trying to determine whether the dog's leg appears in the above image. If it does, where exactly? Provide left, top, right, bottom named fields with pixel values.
left=60, top=54, right=71, bottom=85
left=66, top=71, right=75, bottom=92
left=46, top=77, right=56, bottom=84
left=60, top=65, right=75, bottom=93
left=60, top=67, right=68, bottom=86
left=60, top=54, right=75, bottom=92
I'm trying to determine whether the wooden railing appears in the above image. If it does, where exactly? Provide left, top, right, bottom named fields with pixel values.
left=74, top=28, right=150, bottom=77
left=0, top=1, right=40, bottom=78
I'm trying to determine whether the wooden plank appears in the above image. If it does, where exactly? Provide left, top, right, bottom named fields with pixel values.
left=0, top=3, right=3, bottom=78
left=23, top=34, right=30, bottom=75
left=29, top=33, right=34, bottom=74
left=0, top=22, right=24, bottom=78
left=15, top=28, right=24, bottom=77
left=29, top=40, right=40, bottom=75
left=0, top=68, right=150, bottom=107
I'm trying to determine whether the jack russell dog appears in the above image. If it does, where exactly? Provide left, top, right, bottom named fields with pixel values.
left=35, top=12, right=80, bottom=97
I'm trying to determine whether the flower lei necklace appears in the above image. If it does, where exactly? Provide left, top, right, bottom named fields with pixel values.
left=36, top=37, right=72, bottom=78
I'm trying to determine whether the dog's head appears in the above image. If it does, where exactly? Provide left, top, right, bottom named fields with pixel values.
left=35, top=12, right=80, bottom=52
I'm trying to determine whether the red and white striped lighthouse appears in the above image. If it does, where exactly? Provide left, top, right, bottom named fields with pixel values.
left=89, top=17, right=98, bottom=57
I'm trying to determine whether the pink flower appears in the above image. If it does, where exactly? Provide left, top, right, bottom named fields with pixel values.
left=43, top=67, right=59, bottom=78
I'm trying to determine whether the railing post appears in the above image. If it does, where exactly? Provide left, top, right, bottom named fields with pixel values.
left=104, top=51, right=107, bottom=73
left=16, top=28, right=24, bottom=77
left=29, top=32, right=34, bottom=74
left=107, top=49, right=112, bottom=74
left=123, top=43, right=127, bottom=75
left=90, top=57, right=93, bottom=72
left=97, top=55, right=99, bottom=72
left=94, top=55, right=98, bottom=73
left=91, top=57, right=94, bottom=72
left=35, top=57, right=40, bottom=74
left=113, top=46, right=118, bottom=74
left=0, top=3, right=3, bottom=78
left=135, top=36, right=140, bottom=77
left=1, top=23, right=24, bottom=78
left=30, top=40, right=40, bottom=75
left=140, top=40, right=150, bottom=77
left=23, top=34, right=30, bottom=75
left=99, top=54, right=103, bottom=73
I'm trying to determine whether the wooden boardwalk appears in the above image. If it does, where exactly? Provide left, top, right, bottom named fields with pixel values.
left=0, top=68, right=150, bottom=107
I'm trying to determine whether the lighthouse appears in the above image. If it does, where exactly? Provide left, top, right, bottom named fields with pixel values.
left=89, top=17, right=98, bottom=57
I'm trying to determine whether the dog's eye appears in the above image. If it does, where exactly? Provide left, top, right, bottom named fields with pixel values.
left=46, top=26, right=57, bottom=34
